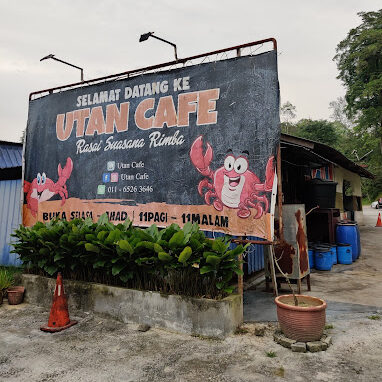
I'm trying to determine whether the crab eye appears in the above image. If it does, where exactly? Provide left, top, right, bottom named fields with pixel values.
left=234, top=157, right=248, bottom=174
left=37, top=173, right=41, bottom=185
left=224, top=156, right=235, bottom=171
left=41, top=172, right=46, bottom=185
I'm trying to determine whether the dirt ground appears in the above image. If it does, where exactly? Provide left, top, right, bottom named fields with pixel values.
left=1, top=206, right=382, bottom=382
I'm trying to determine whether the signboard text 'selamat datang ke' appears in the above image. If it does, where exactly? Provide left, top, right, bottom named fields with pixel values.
left=24, top=51, right=280, bottom=239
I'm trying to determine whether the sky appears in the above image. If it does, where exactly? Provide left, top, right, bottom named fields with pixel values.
left=0, top=0, right=381, bottom=143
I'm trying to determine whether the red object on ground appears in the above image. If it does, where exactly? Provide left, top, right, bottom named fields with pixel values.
left=40, top=273, right=77, bottom=332
left=7, top=286, right=25, bottom=305
left=376, top=213, right=382, bottom=227
left=275, top=294, right=327, bottom=342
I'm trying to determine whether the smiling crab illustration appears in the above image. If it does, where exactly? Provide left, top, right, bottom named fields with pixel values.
left=24, top=157, right=73, bottom=217
left=190, top=136, right=274, bottom=219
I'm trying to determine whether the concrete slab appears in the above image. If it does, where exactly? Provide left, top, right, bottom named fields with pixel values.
left=244, top=289, right=382, bottom=322
left=22, top=274, right=242, bottom=339
left=244, top=206, right=382, bottom=323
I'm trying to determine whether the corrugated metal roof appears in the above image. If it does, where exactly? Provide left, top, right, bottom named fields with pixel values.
left=0, top=141, right=22, bottom=169
left=281, top=134, right=374, bottom=179
left=0, top=179, right=22, bottom=266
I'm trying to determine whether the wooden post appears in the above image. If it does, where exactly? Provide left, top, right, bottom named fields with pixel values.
left=238, top=253, right=243, bottom=297
left=269, top=245, right=278, bottom=296
left=277, top=144, right=284, bottom=241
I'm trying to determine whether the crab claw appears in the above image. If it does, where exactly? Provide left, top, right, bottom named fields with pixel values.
left=57, top=157, right=73, bottom=187
left=190, top=135, right=213, bottom=177
left=264, top=156, right=275, bottom=191
left=23, top=180, right=31, bottom=193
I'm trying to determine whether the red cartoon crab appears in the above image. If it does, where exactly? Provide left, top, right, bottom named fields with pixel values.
left=190, top=136, right=274, bottom=219
left=24, top=157, right=73, bottom=217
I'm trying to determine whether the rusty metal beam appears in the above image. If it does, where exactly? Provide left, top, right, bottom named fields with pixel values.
left=29, top=37, right=277, bottom=101
left=277, top=144, right=284, bottom=241
left=232, top=239, right=274, bottom=245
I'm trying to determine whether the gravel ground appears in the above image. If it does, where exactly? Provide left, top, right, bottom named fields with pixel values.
left=1, top=302, right=382, bottom=381
left=1, top=206, right=382, bottom=381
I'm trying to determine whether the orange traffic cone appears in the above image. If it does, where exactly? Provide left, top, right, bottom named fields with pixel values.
left=40, top=273, right=77, bottom=332
left=376, top=212, right=382, bottom=227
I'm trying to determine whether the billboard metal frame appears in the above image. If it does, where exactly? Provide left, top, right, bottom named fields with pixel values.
left=26, top=37, right=282, bottom=297
left=27, top=36, right=283, bottom=242
left=29, top=38, right=277, bottom=100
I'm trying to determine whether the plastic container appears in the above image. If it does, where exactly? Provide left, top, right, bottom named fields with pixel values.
left=308, top=249, right=315, bottom=269
left=314, top=248, right=332, bottom=271
left=336, top=222, right=360, bottom=261
left=315, top=244, right=332, bottom=263
left=324, top=243, right=337, bottom=265
left=332, top=245, right=338, bottom=264
left=337, top=243, right=352, bottom=264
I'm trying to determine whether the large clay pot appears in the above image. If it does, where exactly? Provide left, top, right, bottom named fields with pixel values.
left=275, top=294, right=326, bottom=342
left=7, top=286, right=25, bottom=305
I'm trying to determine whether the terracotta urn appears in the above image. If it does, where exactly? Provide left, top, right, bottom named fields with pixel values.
left=7, top=286, right=25, bottom=305
left=275, top=294, right=326, bottom=342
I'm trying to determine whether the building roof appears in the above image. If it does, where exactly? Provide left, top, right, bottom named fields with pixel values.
left=280, top=133, right=374, bottom=179
left=0, top=141, right=23, bottom=169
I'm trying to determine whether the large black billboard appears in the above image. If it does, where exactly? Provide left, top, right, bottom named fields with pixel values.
left=24, top=51, right=280, bottom=239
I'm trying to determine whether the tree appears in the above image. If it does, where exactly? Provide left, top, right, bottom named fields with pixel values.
left=329, top=96, right=354, bottom=130
left=334, top=9, right=382, bottom=151
left=294, top=119, right=339, bottom=147
left=280, top=101, right=297, bottom=134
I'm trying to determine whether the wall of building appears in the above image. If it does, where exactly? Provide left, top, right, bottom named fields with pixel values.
left=334, top=166, right=362, bottom=196
left=333, top=166, right=363, bottom=223
left=0, top=179, right=22, bottom=266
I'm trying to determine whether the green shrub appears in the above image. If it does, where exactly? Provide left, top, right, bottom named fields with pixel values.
left=0, top=268, right=14, bottom=290
left=11, top=215, right=247, bottom=299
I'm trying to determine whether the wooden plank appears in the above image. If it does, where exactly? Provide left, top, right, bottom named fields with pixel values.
left=269, top=245, right=278, bottom=296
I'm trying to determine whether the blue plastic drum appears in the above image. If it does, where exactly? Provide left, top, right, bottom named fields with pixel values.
left=328, top=244, right=337, bottom=265
left=308, top=249, right=315, bottom=269
left=314, top=248, right=332, bottom=271
left=315, top=244, right=331, bottom=264
left=337, top=243, right=352, bottom=264
left=336, top=222, right=360, bottom=261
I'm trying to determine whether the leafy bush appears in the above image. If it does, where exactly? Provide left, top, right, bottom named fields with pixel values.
left=11, top=215, right=247, bottom=299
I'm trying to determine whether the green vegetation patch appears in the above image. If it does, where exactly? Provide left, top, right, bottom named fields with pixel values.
left=11, top=215, right=248, bottom=299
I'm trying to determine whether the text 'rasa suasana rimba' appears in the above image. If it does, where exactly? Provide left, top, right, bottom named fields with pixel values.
left=56, top=89, right=220, bottom=141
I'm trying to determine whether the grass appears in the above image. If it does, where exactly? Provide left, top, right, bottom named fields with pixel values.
left=266, top=351, right=277, bottom=358
left=362, top=198, right=372, bottom=206
left=0, top=268, right=14, bottom=290
left=274, top=367, right=285, bottom=378
left=0, top=266, right=22, bottom=276
left=367, top=315, right=381, bottom=320
left=235, top=326, right=249, bottom=335
left=325, top=324, right=334, bottom=330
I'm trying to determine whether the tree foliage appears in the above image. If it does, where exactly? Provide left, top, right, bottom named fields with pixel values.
left=329, top=96, right=355, bottom=130
left=334, top=9, right=382, bottom=149
left=280, top=101, right=298, bottom=134
left=294, top=119, right=340, bottom=147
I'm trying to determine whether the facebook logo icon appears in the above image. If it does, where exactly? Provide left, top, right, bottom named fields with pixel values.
left=102, top=173, right=111, bottom=183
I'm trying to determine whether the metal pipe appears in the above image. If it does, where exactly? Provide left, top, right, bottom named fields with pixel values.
left=50, top=57, right=84, bottom=82
left=277, top=144, right=284, bottom=241
left=40, top=55, right=84, bottom=82
left=30, top=37, right=277, bottom=100
left=149, top=34, right=178, bottom=61
left=232, top=239, right=274, bottom=245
